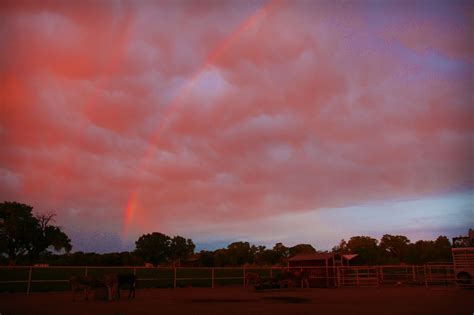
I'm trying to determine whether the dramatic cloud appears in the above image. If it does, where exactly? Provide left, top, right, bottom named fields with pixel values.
left=1, top=0, right=472, bottom=252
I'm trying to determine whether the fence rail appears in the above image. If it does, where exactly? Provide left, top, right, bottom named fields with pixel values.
left=0, top=264, right=470, bottom=294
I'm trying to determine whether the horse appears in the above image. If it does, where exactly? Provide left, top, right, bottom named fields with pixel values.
left=291, top=269, right=310, bottom=288
left=102, top=274, right=119, bottom=301
left=273, top=269, right=310, bottom=288
left=102, top=273, right=137, bottom=301
left=117, top=273, right=137, bottom=299
left=69, top=275, right=100, bottom=301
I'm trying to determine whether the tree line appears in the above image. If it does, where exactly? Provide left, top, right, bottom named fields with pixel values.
left=0, top=201, right=464, bottom=266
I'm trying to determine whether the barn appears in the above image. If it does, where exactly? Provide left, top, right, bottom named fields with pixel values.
left=287, top=253, right=358, bottom=287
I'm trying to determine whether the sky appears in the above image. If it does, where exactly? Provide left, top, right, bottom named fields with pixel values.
left=1, top=0, right=473, bottom=253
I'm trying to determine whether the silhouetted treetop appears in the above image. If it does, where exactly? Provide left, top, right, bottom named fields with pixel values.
left=0, top=201, right=71, bottom=265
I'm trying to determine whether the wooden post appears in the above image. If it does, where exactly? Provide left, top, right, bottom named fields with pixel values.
left=424, top=265, right=428, bottom=287
left=26, top=267, right=33, bottom=295
left=375, top=266, right=379, bottom=285
left=133, top=267, right=137, bottom=276
left=356, top=268, right=359, bottom=286
left=411, top=265, right=416, bottom=284
left=270, top=268, right=273, bottom=279
left=336, top=266, right=340, bottom=287
left=173, top=268, right=177, bottom=289
left=300, top=267, right=303, bottom=288
left=85, top=267, right=88, bottom=276
left=325, top=259, right=329, bottom=288
left=211, top=268, right=215, bottom=288
left=243, top=267, right=246, bottom=286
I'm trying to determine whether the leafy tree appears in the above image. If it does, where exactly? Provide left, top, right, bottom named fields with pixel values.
left=30, top=213, right=72, bottom=260
left=433, top=236, right=452, bottom=262
left=345, top=236, right=379, bottom=265
left=134, top=232, right=171, bottom=265
left=254, top=245, right=272, bottom=265
left=134, top=232, right=195, bottom=265
left=198, top=250, right=215, bottom=267
left=226, top=241, right=255, bottom=266
left=289, top=244, right=316, bottom=257
left=406, top=236, right=451, bottom=264
left=272, top=242, right=289, bottom=261
left=0, top=201, right=71, bottom=264
left=212, top=248, right=230, bottom=266
left=407, top=240, right=435, bottom=264
left=379, top=234, right=411, bottom=264
left=332, top=239, right=348, bottom=253
left=170, top=236, right=195, bottom=262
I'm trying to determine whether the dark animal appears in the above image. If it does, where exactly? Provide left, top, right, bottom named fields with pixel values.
left=292, top=269, right=310, bottom=288
left=117, top=273, right=137, bottom=299
left=273, top=269, right=310, bottom=288
left=69, top=275, right=99, bottom=301
left=101, top=273, right=136, bottom=301
left=102, top=274, right=119, bottom=301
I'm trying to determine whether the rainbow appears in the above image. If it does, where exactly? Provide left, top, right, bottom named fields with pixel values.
left=122, top=0, right=280, bottom=236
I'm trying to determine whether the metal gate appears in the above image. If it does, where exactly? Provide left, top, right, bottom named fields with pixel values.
left=337, top=266, right=379, bottom=287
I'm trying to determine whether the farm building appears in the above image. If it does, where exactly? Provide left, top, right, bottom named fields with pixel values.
left=287, top=253, right=358, bottom=287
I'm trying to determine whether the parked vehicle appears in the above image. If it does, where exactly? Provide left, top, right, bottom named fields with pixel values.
left=452, top=229, right=474, bottom=287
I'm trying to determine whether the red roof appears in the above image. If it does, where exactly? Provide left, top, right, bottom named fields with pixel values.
left=287, top=253, right=337, bottom=261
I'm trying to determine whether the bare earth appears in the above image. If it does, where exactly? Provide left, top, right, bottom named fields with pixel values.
left=1, top=287, right=473, bottom=315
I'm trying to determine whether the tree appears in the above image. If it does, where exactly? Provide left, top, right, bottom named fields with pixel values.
left=272, top=242, right=289, bottom=262
left=169, top=236, right=195, bottom=262
left=134, top=232, right=195, bottom=265
left=405, top=236, right=451, bottom=265
left=198, top=250, right=215, bottom=267
left=134, top=232, right=171, bottom=265
left=379, top=234, right=411, bottom=264
left=226, top=242, right=255, bottom=266
left=254, top=245, right=270, bottom=265
left=433, top=236, right=452, bottom=262
left=408, top=240, right=435, bottom=264
left=332, top=239, right=348, bottom=253
left=30, top=213, right=72, bottom=260
left=289, top=244, right=316, bottom=257
left=346, top=236, right=379, bottom=265
left=212, top=248, right=230, bottom=266
left=0, top=201, right=72, bottom=264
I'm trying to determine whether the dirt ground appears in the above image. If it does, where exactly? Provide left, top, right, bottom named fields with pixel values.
left=1, top=286, right=473, bottom=315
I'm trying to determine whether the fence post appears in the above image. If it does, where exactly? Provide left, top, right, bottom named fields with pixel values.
left=243, top=267, right=246, bottom=286
left=325, top=259, right=329, bottom=288
left=173, top=267, right=177, bottom=289
left=375, top=267, right=380, bottom=287
left=356, top=268, right=359, bottom=286
left=26, top=266, right=33, bottom=295
left=211, top=268, right=215, bottom=288
left=411, top=265, right=416, bottom=284
left=336, top=266, right=340, bottom=287
left=270, top=268, right=273, bottom=279
left=424, top=265, right=428, bottom=287
left=133, top=267, right=136, bottom=276
left=85, top=267, right=88, bottom=276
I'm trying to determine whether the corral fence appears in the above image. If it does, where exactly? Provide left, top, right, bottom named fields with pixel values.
left=336, top=265, right=458, bottom=287
left=0, top=264, right=467, bottom=294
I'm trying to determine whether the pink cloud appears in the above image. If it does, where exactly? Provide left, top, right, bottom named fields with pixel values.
left=0, top=1, right=471, bottom=250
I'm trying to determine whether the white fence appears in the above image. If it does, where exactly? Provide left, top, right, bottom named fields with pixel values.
left=0, top=264, right=469, bottom=294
